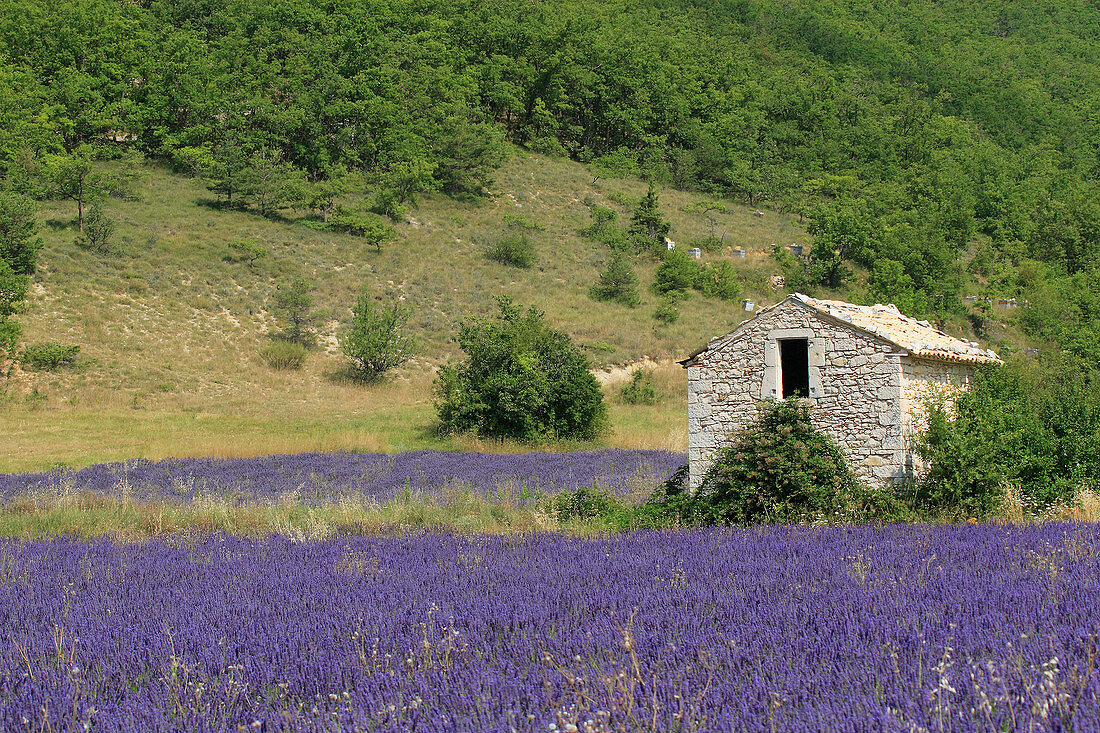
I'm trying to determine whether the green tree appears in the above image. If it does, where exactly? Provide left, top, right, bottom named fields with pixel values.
left=434, top=297, right=606, bottom=441
left=339, top=293, right=415, bottom=382
left=75, top=203, right=114, bottom=253
left=0, top=191, right=41, bottom=275
left=271, top=277, right=315, bottom=347
left=629, top=184, right=671, bottom=251
left=225, top=240, right=268, bottom=269
left=301, top=166, right=355, bottom=225
left=375, top=159, right=436, bottom=218
left=238, top=147, right=302, bottom=217
left=653, top=248, right=699, bottom=295
left=590, top=250, right=640, bottom=307
left=695, top=261, right=741, bottom=301
left=43, top=145, right=107, bottom=230
left=0, top=259, right=27, bottom=356
left=433, top=117, right=507, bottom=200
left=332, top=211, right=396, bottom=252
left=205, top=137, right=252, bottom=207
left=806, top=202, right=872, bottom=288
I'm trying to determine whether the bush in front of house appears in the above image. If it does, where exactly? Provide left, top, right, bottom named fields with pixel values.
left=916, top=357, right=1100, bottom=519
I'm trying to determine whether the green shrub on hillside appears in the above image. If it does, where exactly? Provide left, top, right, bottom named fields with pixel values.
left=620, top=369, right=660, bottom=405
left=271, top=277, right=316, bottom=347
left=223, top=240, right=268, bottom=269
left=260, top=340, right=308, bottom=370
left=75, top=204, right=115, bottom=254
left=590, top=250, right=640, bottom=307
left=628, top=185, right=670, bottom=252
left=434, top=297, right=606, bottom=442
left=19, top=342, right=80, bottom=371
left=695, top=261, right=741, bottom=301
left=653, top=293, right=680, bottom=324
left=339, top=294, right=415, bottom=382
left=653, top=248, right=699, bottom=294
left=486, top=231, right=537, bottom=268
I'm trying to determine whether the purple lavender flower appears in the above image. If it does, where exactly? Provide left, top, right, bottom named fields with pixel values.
left=0, top=449, right=686, bottom=505
left=0, top=523, right=1098, bottom=731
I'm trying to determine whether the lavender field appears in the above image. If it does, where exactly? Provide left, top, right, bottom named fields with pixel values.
left=0, top=450, right=685, bottom=506
left=2, top=523, right=1098, bottom=731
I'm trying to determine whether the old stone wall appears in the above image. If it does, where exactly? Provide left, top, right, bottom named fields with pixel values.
left=899, top=357, right=973, bottom=471
left=687, top=300, right=908, bottom=490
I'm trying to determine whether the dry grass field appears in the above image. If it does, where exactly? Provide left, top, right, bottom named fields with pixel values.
left=2, top=150, right=811, bottom=471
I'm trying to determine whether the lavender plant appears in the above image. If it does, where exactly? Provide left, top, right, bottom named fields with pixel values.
left=1, top=523, right=1098, bottom=730
left=0, top=449, right=684, bottom=506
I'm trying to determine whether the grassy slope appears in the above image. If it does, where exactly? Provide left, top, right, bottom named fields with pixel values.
left=3, top=149, right=986, bottom=472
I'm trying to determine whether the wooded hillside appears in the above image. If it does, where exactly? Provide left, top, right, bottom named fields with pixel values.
left=2, top=0, right=1098, bottom=361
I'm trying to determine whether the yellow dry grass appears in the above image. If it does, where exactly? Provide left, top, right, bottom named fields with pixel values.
left=0, top=490, right=617, bottom=541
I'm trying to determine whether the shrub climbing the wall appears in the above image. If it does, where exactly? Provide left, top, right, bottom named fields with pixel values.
left=696, top=398, right=862, bottom=525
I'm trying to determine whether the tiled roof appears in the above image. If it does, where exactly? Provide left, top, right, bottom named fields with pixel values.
left=789, top=293, right=1002, bottom=364
left=681, top=294, right=1003, bottom=366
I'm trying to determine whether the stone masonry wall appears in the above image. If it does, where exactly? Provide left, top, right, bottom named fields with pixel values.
left=899, top=356, right=974, bottom=472
left=687, top=300, right=908, bottom=490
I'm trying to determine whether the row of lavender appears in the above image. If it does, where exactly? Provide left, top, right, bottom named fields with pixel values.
left=2, top=523, right=1098, bottom=731
left=0, top=449, right=685, bottom=505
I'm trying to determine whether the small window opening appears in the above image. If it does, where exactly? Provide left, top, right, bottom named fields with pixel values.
left=779, top=338, right=810, bottom=398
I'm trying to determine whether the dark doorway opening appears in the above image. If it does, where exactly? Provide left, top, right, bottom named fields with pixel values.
left=780, top=339, right=810, bottom=398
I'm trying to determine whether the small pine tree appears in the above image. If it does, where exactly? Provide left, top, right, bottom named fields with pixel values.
left=76, top=204, right=114, bottom=253
left=695, top=261, right=741, bottom=301
left=628, top=184, right=671, bottom=251
left=590, top=250, right=640, bottom=307
left=272, top=277, right=315, bottom=347
left=653, top=248, right=699, bottom=294
left=653, top=293, right=680, bottom=324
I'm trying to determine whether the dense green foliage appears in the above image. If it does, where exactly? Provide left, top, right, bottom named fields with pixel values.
left=339, top=294, right=414, bottom=381
left=0, top=192, right=38, bottom=357
left=589, top=250, right=640, bottom=307
left=653, top=249, right=699, bottom=295
left=696, top=399, right=862, bottom=525
left=917, top=359, right=1100, bottom=518
left=0, top=0, right=1096, bottom=352
left=695, top=261, right=741, bottom=301
left=435, top=297, right=606, bottom=442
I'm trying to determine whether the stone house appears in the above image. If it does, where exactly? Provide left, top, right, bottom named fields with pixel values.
left=682, top=293, right=1002, bottom=490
